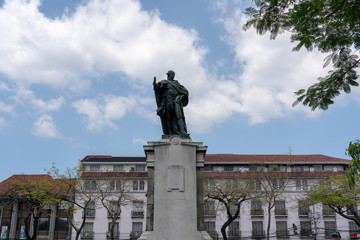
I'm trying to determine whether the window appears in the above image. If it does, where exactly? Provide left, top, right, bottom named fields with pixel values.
left=292, top=166, right=310, bottom=172
left=347, top=205, right=358, bottom=215
left=313, top=165, right=323, bottom=171
left=107, top=222, right=119, bottom=238
left=272, top=179, right=285, bottom=189
left=204, top=221, right=217, bottom=238
left=89, top=164, right=100, bottom=172
left=349, top=221, right=360, bottom=236
left=38, top=218, right=49, bottom=233
left=298, top=201, right=310, bottom=216
left=251, top=179, right=261, bottom=190
left=296, top=179, right=308, bottom=190
left=251, top=201, right=263, bottom=216
left=132, top=202, right=144, bottom=218
left=227, top=221, right=239, bottom=237
left=300, top=221, right=311, bottom=237
left=133, top=180, right=145, bottom=191
left=276, top=221, right=289, bottom=238
left=275, top=200, right=287, bottom=216
left=131, top=222, right=143, bottom=238
left=252, top=221, right=264, bottom=237
left=58, top=201, right=69, bottom=210
left=110, top=180, right=124, bottom=191
left=230, top=204, right=238, bottom=216
left=324, top=222, right=336, bottom=239
left=136, top=165, right=145, bottom=171
left=84, top=180, right=97, bottom=191
left=204, top=165, right=213, bottom=171
left=113, top=165, right=123, bottom=172
left=55, top=218, right=68, bottom=231
left=204, top=200, right=216, bottom=216
left=85, top=201, right=95, bottom=218
left=322, top=204, right=335, bottom=216
left=108, top=201, right=121, bottom=218
left=224, top=165, right=234, bottom=172
left=82, top=222, right=94, bottom=238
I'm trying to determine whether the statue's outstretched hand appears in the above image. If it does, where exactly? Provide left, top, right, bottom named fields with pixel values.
left=153, top=77, right=156, bottom=86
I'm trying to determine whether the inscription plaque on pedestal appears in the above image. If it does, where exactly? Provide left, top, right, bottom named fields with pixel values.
left=167, top=165, right=185, bottom=192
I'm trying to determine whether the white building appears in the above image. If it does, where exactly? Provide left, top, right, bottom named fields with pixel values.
left=74, top=154, right=360, bottom=240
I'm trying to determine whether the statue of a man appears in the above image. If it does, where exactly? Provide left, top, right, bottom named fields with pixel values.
left=153, top=70, right=190, bottom=139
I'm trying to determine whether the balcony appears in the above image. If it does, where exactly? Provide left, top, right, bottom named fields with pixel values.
left=252, top=230, right=265, bottom=238
left=106, top=231, right=120, bottom=239
left=251, top=209, right=264, bottom=217
left=131, top=210, right=144, bottom=218
left=275, top=209, right=288, bottom=217
left=276, top=230, right=290, bottom=238
left=130, top=231, right=143, bottom=239
left=206, top=230, right=218, bottom=239
left=228, top=231, right=241, bottom=239
left=322, top=208, right=335, bottom=217
left=298, top=209, right=310, bottom=217
left=108, top=209, right=121, bottom=218
left=81, top=231, right=94, bottom=239
left=300, top=229, right=312, bottom=237
left=83, top=210, right=95, bottom=218
left=204, top=209, right=217, bottom=217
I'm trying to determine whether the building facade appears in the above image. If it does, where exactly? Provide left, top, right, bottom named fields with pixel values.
left=1, top=154, right=360, bottom=240
left=0, top=175, right=72, bottom=240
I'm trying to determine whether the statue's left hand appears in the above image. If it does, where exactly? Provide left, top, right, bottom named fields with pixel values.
left=153, top=76, right=157, bottom=85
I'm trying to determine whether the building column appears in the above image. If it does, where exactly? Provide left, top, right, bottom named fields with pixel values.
left=48, top=204, right=57, bottom=240
left=9, top=201, right=19, bottom=240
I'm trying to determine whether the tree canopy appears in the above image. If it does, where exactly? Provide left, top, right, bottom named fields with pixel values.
left=302, top=174, right=360, bottom=226
left=243, top=0, right=360, bottom=111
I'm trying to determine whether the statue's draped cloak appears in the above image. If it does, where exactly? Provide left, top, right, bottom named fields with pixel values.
left=154, top=79, right=189, bottom=138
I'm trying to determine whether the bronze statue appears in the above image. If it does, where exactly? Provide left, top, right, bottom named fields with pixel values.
left=153, top=70, right=190, bottom=139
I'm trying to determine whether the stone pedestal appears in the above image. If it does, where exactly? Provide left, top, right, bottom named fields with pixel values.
left=140, top=136, right=212, bottom=240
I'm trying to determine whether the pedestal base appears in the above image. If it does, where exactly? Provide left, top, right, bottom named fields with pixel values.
left=142, top=136, right=210, bottom=240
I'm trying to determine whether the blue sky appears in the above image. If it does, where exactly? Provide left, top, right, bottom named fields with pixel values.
left=0, top=0, right=359, bottom=181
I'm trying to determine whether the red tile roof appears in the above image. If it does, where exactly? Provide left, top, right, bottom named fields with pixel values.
left=0, top=174, right=75, bottom=194
left=204, top=154, right=350, bottom=164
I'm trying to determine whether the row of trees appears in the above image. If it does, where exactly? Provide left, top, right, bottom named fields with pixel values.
left=204, top=168, right=360, bottom=240
left=204, top=166, right=293, bottom=240
left=0, top=165, right=134, bottom=240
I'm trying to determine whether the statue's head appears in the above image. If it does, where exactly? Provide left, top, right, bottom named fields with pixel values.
left=166, top=70, right=175, bottom=80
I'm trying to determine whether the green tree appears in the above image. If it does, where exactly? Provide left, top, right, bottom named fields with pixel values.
left=0, top=175, right=61, bottom=240
left=243, top=0, right=360, bottom=111
left=243, top=0, right=360, bottom=187
left=302, top=174, right=360, bottom=226
left=347, top=140, right=360, bottom=188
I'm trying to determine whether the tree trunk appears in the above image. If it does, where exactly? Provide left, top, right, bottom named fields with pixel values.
left=267, top=205, right=272, bottom=240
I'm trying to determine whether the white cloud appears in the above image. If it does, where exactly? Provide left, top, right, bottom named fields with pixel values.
left=72, top=95, right=139, bottom=130
left=0, top=0, right=207, bottom=89
left=0, top=0, right=336, bottom=134
left=0, top=101, right=14, bottom=114
left=13, top=85, right=65, bottom=112
left=32, top=114, right=61, bottom=138
left=208, top=10, right=327, bottom=124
